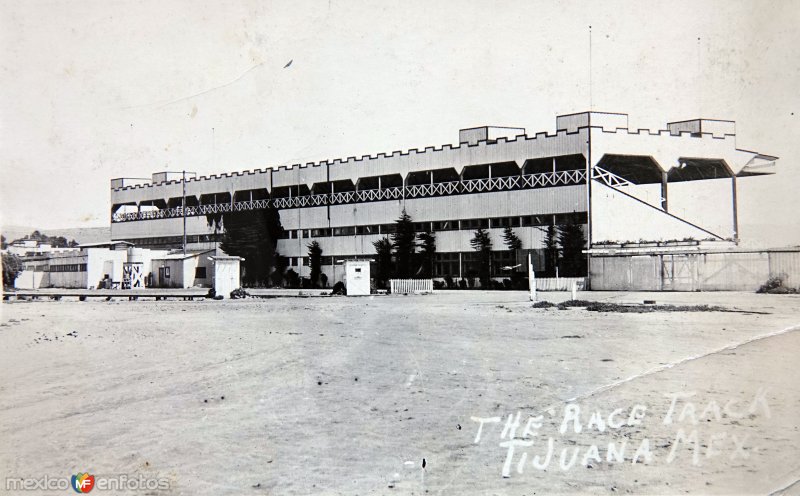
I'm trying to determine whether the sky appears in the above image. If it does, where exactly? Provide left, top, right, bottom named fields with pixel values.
left=1, top=0, right=798, bottom=247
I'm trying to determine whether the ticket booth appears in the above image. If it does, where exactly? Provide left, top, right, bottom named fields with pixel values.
left=344, top=260, right=370, bottom=296
left=211, top=255, right=243, bottom=298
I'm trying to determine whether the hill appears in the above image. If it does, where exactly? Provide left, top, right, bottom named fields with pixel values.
left=2, top=225, right=111, bottom=245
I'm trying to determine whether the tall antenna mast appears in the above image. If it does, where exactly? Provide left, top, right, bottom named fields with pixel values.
left=589, top=25, right=593, bottom=111
left=696, top=36, right=701, bottom=115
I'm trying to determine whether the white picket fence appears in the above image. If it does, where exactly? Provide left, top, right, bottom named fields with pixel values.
left=535, top=277, right=587, bottom=291
left=390, top=279, right=434, bottom=294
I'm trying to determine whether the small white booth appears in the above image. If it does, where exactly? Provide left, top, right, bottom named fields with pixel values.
left=210, top=255, right=243, bottom=298
left=344, top=260, right=370, bottom=296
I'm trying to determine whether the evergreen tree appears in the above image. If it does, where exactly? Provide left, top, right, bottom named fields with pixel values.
left=218, top=208, right=283, bottom=286
left=307, top=241, right=323, bottom=287
left=417, top=231, right=437, bottom=277
left=271, top=253, right=288, bottom=287
left=502, top=226, right=522, bottom=251
left=557, top=221, right=587, bottom=277
left=543, top=224, right=559, bottom=276
left=470, top=228, right=493, bottom=287
left=391, top=209, right=416, bottom=278
left=373, top=237, right=393, bottom=288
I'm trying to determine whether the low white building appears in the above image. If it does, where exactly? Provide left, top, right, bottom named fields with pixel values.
left=150, top=249, right=215, bottom=288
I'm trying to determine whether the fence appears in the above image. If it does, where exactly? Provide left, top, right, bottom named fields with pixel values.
left=535, top=277, right=587, bottom=291
left=390, top=279, right=434, bottom=294
left=589, top=249, right=800, bottom=291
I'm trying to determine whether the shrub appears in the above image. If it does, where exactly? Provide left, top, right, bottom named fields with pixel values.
left=230, top=288, right=250, bottom=299
left=756, top=274, right=797, bottom=294
left=285, top=269, right=300, bottom=288
left=557, top=299, right=595, bottom=310
left=331, top=281, right=346, bottom=295
left=1, top=253, right=23, bottom=289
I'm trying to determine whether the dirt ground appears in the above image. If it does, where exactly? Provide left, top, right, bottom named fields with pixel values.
left=0, top=291, right=798, bottom=495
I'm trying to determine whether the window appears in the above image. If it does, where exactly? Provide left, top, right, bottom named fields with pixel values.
left=434, top=252, right=460, bottom=277
left=492, top=216, right=521, bottom=228
left=554, top=212, right=588, bottom=225
left=355, top=267, right=362, bottom=273
left=491, top=250, right=518, bottom=276
left=195, top=267, right=207, bottom=279
left=46, top=263, right=88, bottom=272
left=522, top=215, right=552, bottom=227
left=460, top=218, right=489, bottom=230
left=432, top=220, right=459, bottom=231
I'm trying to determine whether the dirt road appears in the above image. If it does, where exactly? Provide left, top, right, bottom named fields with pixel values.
left=0, top=291, right=798, bottom=494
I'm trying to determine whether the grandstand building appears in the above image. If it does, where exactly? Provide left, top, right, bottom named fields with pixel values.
left=109, top=111, right=778, bottom=284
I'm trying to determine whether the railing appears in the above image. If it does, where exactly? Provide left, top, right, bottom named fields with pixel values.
left=390, top=279, right=434, bottom=294
left=592, top=166, right=633, bottom=188
left=112, top=169, right=586, bottom=222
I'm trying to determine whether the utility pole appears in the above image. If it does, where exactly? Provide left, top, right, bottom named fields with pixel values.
left=181, top=170, right=198, bottom=256
left=182, top=170, right=187, bottom=255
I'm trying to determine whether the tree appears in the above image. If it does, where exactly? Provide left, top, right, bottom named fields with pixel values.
left=217, top=208, right=283, bottom=286
left=557, top=221, right=587, bottom=277
left=417, top=231, right=436, bottom=278
left=543, top=224, right=559, bottom=277
left=2, top=253, right=23, bottom=289
left=271, top=253, right=288, bottom=287
left=373, top=237, right=393, bottom=289
left=307, top=241, right=323, bottom=287
left=285, top=268, right=300, bottom=288
left=9, top=231, right=77, bottom=248
left=391, top=209, right=416, bottom=278
left=470, top=228, right=493, bottom=287
left=0, top=235, right=6, bottom=250
left=502, top=226, right=522, bottom=251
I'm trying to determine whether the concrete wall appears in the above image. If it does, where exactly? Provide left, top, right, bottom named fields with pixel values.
left=14, top=268, right=46, bottom=289
left=591, top=181, right=719, bottom=243
left=667, top=178, right=734, bottom=239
